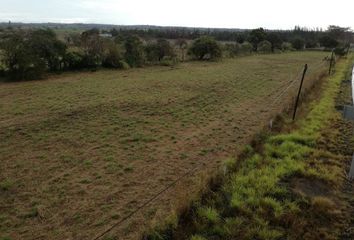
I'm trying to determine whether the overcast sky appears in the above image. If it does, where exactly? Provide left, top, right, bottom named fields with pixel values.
left=1, top=0, right=353, bottom=30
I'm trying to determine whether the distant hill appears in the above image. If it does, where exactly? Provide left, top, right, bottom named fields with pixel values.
left=0, top=22, right=247, bottom=32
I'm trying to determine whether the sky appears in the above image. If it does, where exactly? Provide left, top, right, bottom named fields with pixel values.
left=1, top=0, right=353, bottom=30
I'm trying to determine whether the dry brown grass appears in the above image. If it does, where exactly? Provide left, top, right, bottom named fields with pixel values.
left=0, top=52, right=329, bottom=240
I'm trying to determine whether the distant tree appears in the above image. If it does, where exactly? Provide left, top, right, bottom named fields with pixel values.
left=257, top=40, right=272, bottom=53
left=188, top=36, right=222, bottom=60
left=266, top=33, right=283, bottom=52
left=124, top=35, right=145, bottom=67
left=327, top=25, right=351, bottom=42
left=235, top=34, right=246, bottom=44
left=319, top=35, right=339, bottom=48
left=80, top=28, right=104, bottom=68
left=291, top=38, right=305, bottom=50
left=66, top=32, right=81, bottom=46
left=175, top=39, right=188, bottom=61
left=248, top=28, right=267, bottom=51
left=110, top=28, right=119, bottom=37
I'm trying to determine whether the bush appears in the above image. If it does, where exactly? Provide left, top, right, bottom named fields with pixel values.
left=145, top=39, right=175, bottom=63
left=118, top=60, right=130, bottom=70
left=160, top=57, right=178, bottom=66
left=257, top=40, right=272, bottom=53
left=281, top=42, right=293, bottom=51
left=63, top=51, right=85, bottom=70
left=102, top=43, right=125, bottom=69
left=225, top=43, right=241, bottom=57
left=240, top=42, right=253, bottom=55
left=333, top=47, right=347, bottom=56
left=188, top=36, right=222, bottom=60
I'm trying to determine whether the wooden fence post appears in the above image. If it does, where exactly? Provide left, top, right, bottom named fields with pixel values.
left=293, top=64, right=308, bottom=121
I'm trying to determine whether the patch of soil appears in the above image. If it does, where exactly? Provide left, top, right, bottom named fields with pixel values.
left=291, top=178, right=332, bottom=198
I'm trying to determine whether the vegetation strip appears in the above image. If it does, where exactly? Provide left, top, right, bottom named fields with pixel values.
left=145, top=55, right=354, bottom=240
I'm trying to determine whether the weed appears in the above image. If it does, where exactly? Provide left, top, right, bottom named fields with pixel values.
left=0, top=180, right=13, bottom=191
left=197, top=206, right=220, bottom=224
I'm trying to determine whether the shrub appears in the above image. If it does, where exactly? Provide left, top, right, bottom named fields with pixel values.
left=119, top=60, right=130, bottom=70
left=145, top=39, right=175, bottom=63
left=257, top=40, right=272, bottom=53
left=240, top=41, right=253, bottom=55
left=175, top=39, right=188, bottom=61
left=190, top=236, right=207, bottom=240
left=188, top=36, right=222, bottom=60
left=225, top=43, right=241, bottom=57
left=102, top=43, right=125, bottom=69
left=281, top=42, right=293, bottom=51
left=63, top=51, right=85, bottom=70
left=333, top=47, right=347, bottom=56
left=160, top=57, right=178, bottom=66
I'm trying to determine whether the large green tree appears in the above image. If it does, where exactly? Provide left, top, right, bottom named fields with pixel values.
left=266, top=33, right=283, bottom=52
left=29, top=29, right=67, bottom=71
left=248, top=28, right=267, bottom=51
left=0, top=30, right=46, bottom=80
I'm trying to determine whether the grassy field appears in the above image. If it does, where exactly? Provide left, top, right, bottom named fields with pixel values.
left=0, top=52, right=329, bottom=240
left=146, top=56, right=354, bottom=240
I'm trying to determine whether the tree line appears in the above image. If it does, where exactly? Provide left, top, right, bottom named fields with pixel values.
left=0, top=25, right=352, bottom=81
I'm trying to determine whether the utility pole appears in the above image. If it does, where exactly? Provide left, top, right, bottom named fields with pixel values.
left=293, top=64, right=308, bottom=121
